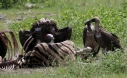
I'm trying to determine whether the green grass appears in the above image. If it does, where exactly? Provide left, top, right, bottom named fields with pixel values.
left=0, top=0, right=127, bottom=77
left=0, top=51, right=127, bottom=78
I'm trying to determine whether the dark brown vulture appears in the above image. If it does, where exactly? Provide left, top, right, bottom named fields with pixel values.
left=0, top=31, right=19, bottom=61
left=85, top=17, right=122, bottom=53
left=83, top=20, right=100, bottom=57
left=0, top=37, right=7, bottom=59
left=19, top=18, right=72, bottom=53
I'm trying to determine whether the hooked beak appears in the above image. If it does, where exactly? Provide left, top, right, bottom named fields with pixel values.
left=85, top=20, right=92, bottom=31
left=85, top=20, right=91, bottom=26
left=85, top=17, right=97, bottom=26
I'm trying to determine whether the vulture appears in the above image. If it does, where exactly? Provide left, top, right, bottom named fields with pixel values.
left=19, top=18, right=72, bottom=53
left=83, top=20, right=100, bottom=57
left=85, top=17, right=122, bottom=53
left=0, top=37, right=7, bottom=59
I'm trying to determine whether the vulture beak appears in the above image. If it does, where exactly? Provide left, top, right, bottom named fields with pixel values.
left=85, top=20, right=91, bottom=26
left=85, top=17, right=100, bottom=25
left=90, top=18, right=96, bottom=22
left=85, top=20, right=92, bottom=31
left=85, top=17, right=97, bottom=25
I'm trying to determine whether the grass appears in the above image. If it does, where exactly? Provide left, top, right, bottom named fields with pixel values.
left=0, top=0, right=127, bottom=77
left=0, top=51, right=127, bottom=78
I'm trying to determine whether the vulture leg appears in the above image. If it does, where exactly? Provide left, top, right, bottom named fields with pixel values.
left=92, top=45, right=100, bottom=57
left=102, top=48, right=107, bottom=55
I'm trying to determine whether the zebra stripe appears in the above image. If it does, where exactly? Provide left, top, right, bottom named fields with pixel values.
left=18, top=40, right=91, bottom=67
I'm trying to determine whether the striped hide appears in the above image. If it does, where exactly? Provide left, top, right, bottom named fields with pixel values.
left=18, top=40, right=92, bottom=67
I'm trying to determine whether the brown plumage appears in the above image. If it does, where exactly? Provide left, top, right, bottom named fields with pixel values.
left=83, top=20, right=100, bottom=57
left=85, top=17, right=122, bottom=53
left=0, top=35, right=7, bottom=59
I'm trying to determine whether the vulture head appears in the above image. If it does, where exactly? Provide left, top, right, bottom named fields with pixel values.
left=85, top=17, right=100, bottom=32
left=90, top=17, right=100, bottom=23
left=45, top=34, right=54, bottom=43
left=31, top=18, right=57, bottom=44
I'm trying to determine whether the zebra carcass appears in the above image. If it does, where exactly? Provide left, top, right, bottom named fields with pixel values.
left=0, top=40, right=92, bottom=70
left=0, top=30, right=19, bottom=62
left=19, top=18, right=72, bottom=53
left=0, top=34, right=92, bottom=70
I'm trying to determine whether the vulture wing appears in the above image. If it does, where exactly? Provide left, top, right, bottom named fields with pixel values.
left=83, top=27, right=87, bottom=47
left=100, top=31, right=121, bottom=50
left=111, top=33, right=121, bottom=48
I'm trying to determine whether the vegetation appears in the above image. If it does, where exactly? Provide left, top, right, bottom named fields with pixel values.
left=0, top=0, right=127, bottom=78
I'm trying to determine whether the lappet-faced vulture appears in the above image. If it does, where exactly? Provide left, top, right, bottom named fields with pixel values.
left=85, top=17, right=122, bottom=53
left=83, top=20, right=100, bottom=57
left=0, top=37, right=7, bottom=59
left=19, top=18, right=72, bottom=53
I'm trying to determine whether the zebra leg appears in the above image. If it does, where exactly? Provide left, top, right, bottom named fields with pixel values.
left=75, top=47, right=92, bottom=56
left=75, top=47, right=92, bottom=60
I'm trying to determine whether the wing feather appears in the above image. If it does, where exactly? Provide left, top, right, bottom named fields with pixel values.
left=83, top=27, right=87, bottom=47
left=100, top=30, right=121, bottom=49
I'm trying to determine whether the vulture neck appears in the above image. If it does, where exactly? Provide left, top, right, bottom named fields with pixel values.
left=94, top=22, right=99, bottom=32
left=50, top=39, right=54, bottom=43
left=87, top=25, right=92, bottom=31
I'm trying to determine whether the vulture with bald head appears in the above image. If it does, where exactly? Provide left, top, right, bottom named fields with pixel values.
left=85, top=17, right=122, bottom=53
left=19, top=18, right=72, bottom=53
